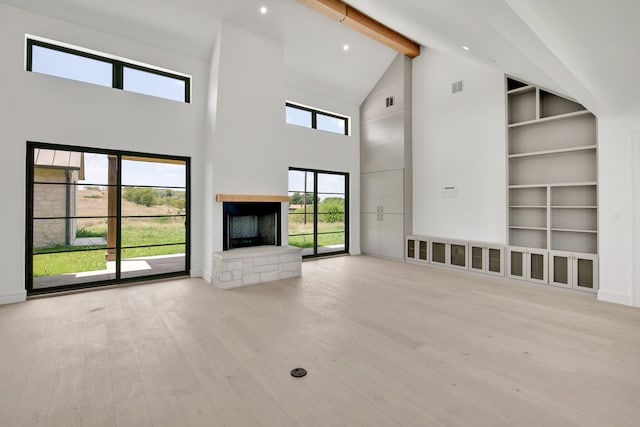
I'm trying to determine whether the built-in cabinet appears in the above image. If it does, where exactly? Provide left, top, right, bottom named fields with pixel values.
left=469, top=242, right=505, bottom=276
left=429, top=238, right=469, bottom=270
left=506, top=76, right=598, bottom=292
left=507, top=246, right=548, bottom=285
left=406, top=235, right=505, bottom=277
left=406, top=235, right=429, bottom=263
left=549, top=250, right=598, bottom=292
left=360, top=55, right=412, bottom=260
left=402, top=77, right=597, bottom=295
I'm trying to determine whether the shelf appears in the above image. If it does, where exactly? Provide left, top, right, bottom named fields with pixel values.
left=508, top=184, right=548, bottom=189
left=510, top=206, right=546, bottom=209
left=507, top=86, right=535, bottom=95
left=509, top=226, right=547, bottom=231
left=509, top=182, right=596, bottom=189
left=549, top=182, right=597, bottom=188
left=551, top=206, right=597, bottom=209
left=551, top=228, right=597, bottom=234
left=508, top=145, right=596, bottom=159
left=508, top=110, right=591, bottom=128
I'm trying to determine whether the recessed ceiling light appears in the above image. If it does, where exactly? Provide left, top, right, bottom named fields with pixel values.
left=343, top=44, right=349, bottom=51
left=462, top=46, right=470, bottom=51
left=260, top=6, right=267, bottom=14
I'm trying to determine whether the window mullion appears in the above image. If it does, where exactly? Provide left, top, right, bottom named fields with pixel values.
left=113, top=61, right=123, bottom=90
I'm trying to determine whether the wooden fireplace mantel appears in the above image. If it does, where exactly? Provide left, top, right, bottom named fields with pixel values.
left=215, top=194, right=290, bottom=203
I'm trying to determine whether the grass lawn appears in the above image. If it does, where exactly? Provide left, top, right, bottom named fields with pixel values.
left=288, top=221, right=345, bottom=249
left=33, top=218, right=186, bottom=277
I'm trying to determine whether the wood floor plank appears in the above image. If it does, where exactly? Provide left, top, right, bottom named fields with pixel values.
left=1, top=256, right=639, bottom=426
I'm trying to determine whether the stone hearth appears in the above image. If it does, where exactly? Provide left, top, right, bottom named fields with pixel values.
left=212, top=246, right=302, bottom=289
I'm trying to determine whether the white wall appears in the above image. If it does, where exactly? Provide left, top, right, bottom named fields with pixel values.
left=202, top=22, right=361, bottom=281
left=203, top=22, right=288, bottom=280
left=284, top=86, right=361, bottom=255
left=598, top=115, right=640, bottom=307
left=412, top=48, right=506, bottom=243
left=0, top=5, right=208, bottom=303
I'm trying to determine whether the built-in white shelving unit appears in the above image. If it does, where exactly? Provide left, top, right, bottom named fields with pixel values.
left=506, top=77, right=598, bottom=292
left=402, top=78, right=598, bottom=294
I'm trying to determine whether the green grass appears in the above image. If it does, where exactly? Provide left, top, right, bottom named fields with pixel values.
left=288, top=221, right=345, bottom=249
left=33, top=219, right=186, bottom=277
left=33, top=249, right=106, bottom=277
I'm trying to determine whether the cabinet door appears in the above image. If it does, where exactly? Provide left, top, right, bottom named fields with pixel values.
left=360, top=213, right=380, bottom=255
left=406, top=236, right=416, bottom=260
left=549, top=250, right=572, bottom=288
left=360, top=173, right=380, bottom=213
left=431, top=240, right=447, bottom=265
left=469, top=243, right=485, bottom=272
left=573, top=253, right=598, bottom=292
left=449, top=242, right=468, bottom=270
left=507, top=247, right=527, bottom=280
left=378, top=213, right=404, bottom=259
left=527, top=248, right=548, bottom=284
left=418, top=239, right=429, bottom=262
left=486, top=246, right=505, bottom=277
left=378, top=170, right=404, bottom=214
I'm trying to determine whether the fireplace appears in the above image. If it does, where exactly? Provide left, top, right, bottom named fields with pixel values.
left=223, top=202, right=281, bottom=250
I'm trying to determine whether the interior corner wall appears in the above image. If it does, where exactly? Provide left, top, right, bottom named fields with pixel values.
left=412, top=48, right=506, bottom=243
left=204, top=22, right=289, bottom=258
left=284, top=86, right=361, bottom=255
left=598, top=115, right=640, bottom=307
left=0, top=5, right=208, bottom=302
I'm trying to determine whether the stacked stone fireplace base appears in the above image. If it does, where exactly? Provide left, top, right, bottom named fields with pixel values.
left=212, top=246, right=302, bottom=289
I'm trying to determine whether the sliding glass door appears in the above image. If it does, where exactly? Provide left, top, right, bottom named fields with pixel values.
left=26, top=142, right=189, bottom=294
left=288, top=168, right=348, bottom=257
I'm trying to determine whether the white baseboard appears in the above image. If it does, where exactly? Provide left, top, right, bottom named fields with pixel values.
left=190, top=270, right=203, bottom=278
left=597, top=290, right=632, bottom=306
left=0, top=290, right=27, bottom=305
left=202, top=270, right=212, bottom=284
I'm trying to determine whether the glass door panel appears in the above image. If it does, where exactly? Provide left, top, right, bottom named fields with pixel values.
left=419, top=241, right=428, bottom=261
left=471, top=246, right=483, bottom=271
left=30, top=149, right=116, bottom=290
left=288, top=169, right=315, bottom=256
left=488, top=248, right=502, bottom=274
left=553, top=255, right=569, bottom=285
left=28, top=144, right=189, bottom=293
left=576, top=258, right=594, bottom=289
left=450, top=244, right=467, bottom=267
left=407, top=239, right=415, bottom=259
left=530, top=253, right=545, bottom=281
left=510, top=250, right=524, bottom=277
left=288, top=168, right=348, bottom=258
left=317, top=173, right=346, bottom=255
left=120, top=157, right=187, bottom=277
left=431, top=242, right=446, bottom=264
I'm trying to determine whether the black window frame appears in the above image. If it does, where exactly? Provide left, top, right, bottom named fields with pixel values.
left=26, top=38, right=191, bottom=103
left=285, top=102, right=349, bottom=136
left=288, top=167, right=350, bottom=258
left=25, top=141, right=191, bottom=296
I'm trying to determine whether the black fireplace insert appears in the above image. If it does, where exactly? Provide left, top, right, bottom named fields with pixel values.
left=223, top=202, right=281, bottom=250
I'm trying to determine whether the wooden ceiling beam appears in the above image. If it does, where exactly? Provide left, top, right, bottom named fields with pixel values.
left=298, top=0, right=420, bottom=58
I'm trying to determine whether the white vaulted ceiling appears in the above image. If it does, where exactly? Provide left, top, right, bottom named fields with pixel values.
left=2, top=0, right=640, bottom=113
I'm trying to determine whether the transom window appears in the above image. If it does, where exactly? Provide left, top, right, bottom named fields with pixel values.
left=285, top=102, right=349, bottom=135
left=26, top=37, right=191, bottom=103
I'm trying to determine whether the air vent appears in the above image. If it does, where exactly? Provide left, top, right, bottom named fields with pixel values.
left=385, top=96, right=394, bottom=107
left=451, top=80, right=463, bottom=94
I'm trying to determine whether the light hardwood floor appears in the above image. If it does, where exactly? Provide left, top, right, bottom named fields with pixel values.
left=1, top=255, right=639, bottom=426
